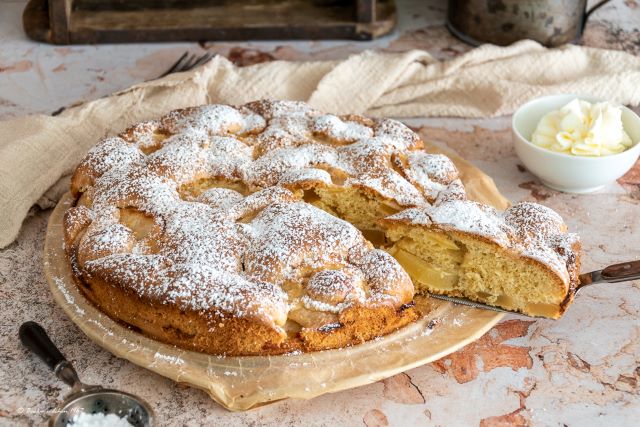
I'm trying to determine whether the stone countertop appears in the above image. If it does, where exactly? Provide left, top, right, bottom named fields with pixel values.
left=1, top=0, right=638, bottom=426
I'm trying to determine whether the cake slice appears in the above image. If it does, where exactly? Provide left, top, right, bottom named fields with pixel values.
left=383, top=199, right=581, bottom=319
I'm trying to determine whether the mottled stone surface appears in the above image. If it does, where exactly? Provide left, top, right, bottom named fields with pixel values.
left=1, top=0, right=639, bottom=425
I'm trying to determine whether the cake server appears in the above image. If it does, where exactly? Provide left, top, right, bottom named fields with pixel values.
left=19, top=321, right=153, bottom=427
left=428, top=260, right=640, bottom=318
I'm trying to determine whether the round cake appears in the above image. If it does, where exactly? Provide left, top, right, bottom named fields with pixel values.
left=63, top=99, right=581, bottom=356
left=63, top=100, right=465, bottom=356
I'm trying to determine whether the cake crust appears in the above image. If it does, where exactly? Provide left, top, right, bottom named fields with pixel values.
left=65, top=100, right=461, bottom=356
left=64, top=99, right=582, bottom=357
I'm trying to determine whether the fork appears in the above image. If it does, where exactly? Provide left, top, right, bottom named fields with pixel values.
left=157, top=52, right=215, bottom=78
left=52, top=51, right=215, bottom=116
left=429, top=260, right=640, bottom=317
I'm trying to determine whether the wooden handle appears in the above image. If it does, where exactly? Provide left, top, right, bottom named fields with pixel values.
left=19, top=321, right=66, bottom=370
left=601, top=260, right=640, bottom=283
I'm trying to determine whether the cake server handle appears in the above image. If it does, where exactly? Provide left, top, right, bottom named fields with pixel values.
left=577, top=260, right=640, bottom=290
left=19, top=321, right=84, bottom=392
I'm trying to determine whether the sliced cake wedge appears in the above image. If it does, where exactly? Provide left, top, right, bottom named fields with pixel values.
left=383, top=199, right=581, bottom=319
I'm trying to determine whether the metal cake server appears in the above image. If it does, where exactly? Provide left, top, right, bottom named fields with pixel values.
left=19, top=321, right=153, bottom=427
left=428, top=260, right=640, bottom=317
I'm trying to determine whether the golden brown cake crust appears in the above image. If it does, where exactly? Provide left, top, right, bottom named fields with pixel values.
left=64, top=99, right=582, bottom=355
left=65, top=100, right=462, bottom=356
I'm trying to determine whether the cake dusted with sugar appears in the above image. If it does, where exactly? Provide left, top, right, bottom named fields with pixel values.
left=63, top=100, right=581, bottom=356
left=383, top=199, right=581, bottom=318
left=64, top=99, right=447, bottom=356
left=64, top=185, right=416, bottom=355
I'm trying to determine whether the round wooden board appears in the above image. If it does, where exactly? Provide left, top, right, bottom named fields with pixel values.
left=45, top=192, right=503, bottom=411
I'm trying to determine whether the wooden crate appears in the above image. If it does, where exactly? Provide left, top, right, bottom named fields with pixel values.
left=23, top=0, right=397, bottom=44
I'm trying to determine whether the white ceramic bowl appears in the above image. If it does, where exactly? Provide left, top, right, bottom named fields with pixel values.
left=512, top=94, right=640, bottom=193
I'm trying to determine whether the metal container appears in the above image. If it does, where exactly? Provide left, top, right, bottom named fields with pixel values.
left=19, top=322, right=153, bottom=427
left=447, top=0, right=611, bottom=47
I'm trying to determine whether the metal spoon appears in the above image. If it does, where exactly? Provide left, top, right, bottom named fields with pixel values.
left=428, top=260, right=640, bottom=317
left=19, top=321, right=153, bottom=427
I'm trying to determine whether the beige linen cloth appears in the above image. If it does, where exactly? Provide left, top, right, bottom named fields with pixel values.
left=1, top=40, right=640, bottom=248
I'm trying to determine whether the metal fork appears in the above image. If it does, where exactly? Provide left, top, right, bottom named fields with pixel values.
left=429, top=260, right=640, bottom=317
left=157, top=52, right=215, bottom=78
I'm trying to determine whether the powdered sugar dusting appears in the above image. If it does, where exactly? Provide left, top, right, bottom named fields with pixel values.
left=162, top=104, right=265, bottom=136
left=429, top=200, right=510, bottom=246
left=66, top=100, right=578, bottom=344
left=55, top=277, right=86, bottom=316
left=68, top=102, right=421, bottom=331
left=311, top=114, right=373, bottom=142
left=74, top=137, right=145, bottom=187
left=74, top=101, right=460, bottom=211
left=400, top=153, right=458, bottom=200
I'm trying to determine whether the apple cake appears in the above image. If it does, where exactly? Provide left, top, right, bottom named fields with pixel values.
left=63, top=99, right=581, bottom=356
left=383, top=199, right=581, bottom=319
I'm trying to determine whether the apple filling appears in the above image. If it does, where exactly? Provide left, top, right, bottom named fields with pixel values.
left=388, top=246, right=458, bottom=291
left=179, top=178, right=249, bottom=199
left=119, top=208, right=156, bottom=240
left=385, top=226, right=567, bottom=318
